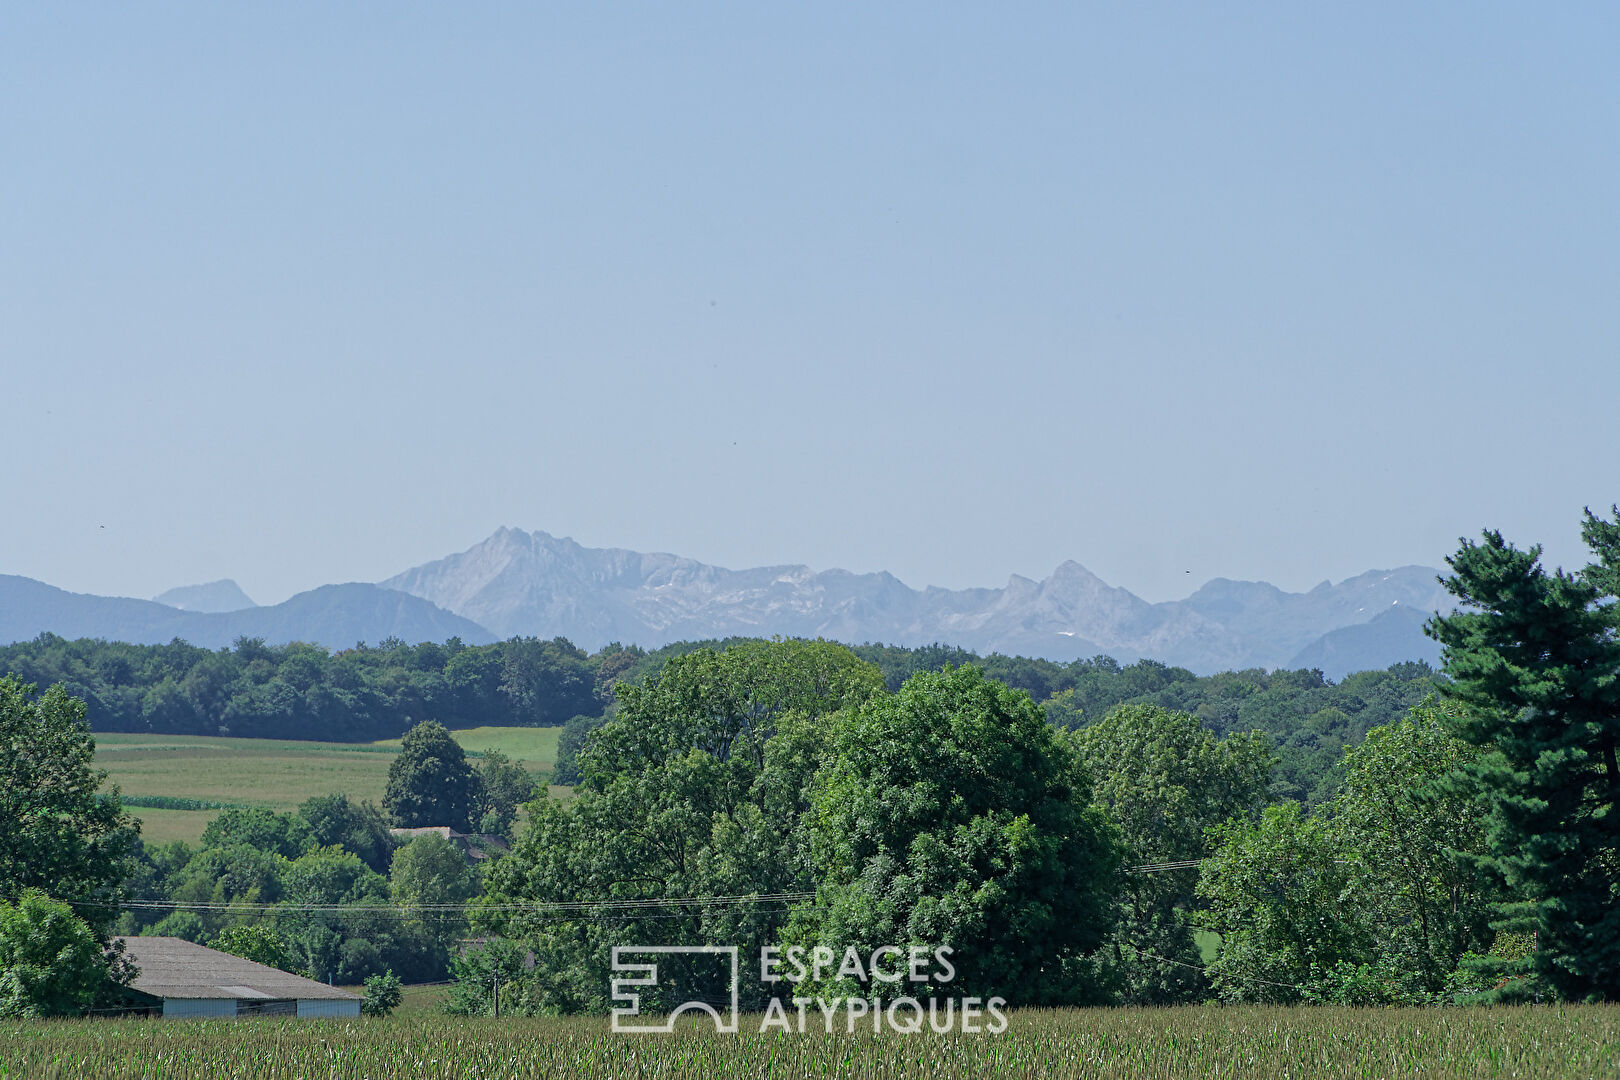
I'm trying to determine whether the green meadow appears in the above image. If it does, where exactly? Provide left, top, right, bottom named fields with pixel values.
left=95, top=728, right=564, bottom=844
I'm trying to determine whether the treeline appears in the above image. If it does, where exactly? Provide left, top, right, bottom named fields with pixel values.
left=1, top=632, right=1437, bottom=799
left=0, top=634, right=616, bottom=741
left=557, top=643, right=1439, bottom=802
left=850, top=646, right=1438, bottom=801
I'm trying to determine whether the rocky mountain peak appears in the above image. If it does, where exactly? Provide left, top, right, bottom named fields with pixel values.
left=378, top=528, right=1448, bottom=676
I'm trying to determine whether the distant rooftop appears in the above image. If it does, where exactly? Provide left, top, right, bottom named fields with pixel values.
left=116, top=937, right=360, bottom=1001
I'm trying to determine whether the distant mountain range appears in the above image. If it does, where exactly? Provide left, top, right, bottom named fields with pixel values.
left=1, top=528, right=1452, bottom=677
left=381, top=527, right=1449, bottom=677
left=0, top=576, right=493, bottom=651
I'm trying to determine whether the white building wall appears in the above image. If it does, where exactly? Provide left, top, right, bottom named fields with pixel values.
left=297, top=999, right=362, bottom=1019
left=163, top=998, right=237, bottom=1019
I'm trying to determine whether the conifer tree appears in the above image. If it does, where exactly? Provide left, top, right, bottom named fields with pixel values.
left=1427, top=509, right=1620, bottom=1001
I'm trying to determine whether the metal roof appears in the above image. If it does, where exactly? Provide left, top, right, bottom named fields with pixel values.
left=115, top=937, right=362, bottom=1001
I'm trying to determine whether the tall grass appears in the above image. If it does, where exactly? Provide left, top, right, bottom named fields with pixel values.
left=3, top=1007, right=1616, bottom=1079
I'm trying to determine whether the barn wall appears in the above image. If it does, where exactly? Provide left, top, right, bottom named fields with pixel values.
left=297, top=999, right=362, bottom=1018
left=163, top=998, right=237, bottom=1019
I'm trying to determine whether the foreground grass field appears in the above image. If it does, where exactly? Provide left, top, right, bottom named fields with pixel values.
left=95, top=728, right=565, bottom=844
left=2, top=1007, right=1615, bottom=1079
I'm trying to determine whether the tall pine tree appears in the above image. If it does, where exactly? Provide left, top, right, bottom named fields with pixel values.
left=1427, top=509, right=1620, bottom=1001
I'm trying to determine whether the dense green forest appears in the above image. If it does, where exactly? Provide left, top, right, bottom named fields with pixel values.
left=849, top=645, right=1437, bottom=801
left=0, top=634, right=611, bottom=741
left=0, top=632, right=1438, bottom=802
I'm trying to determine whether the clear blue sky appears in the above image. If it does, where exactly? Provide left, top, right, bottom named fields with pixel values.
left=3, top=4, right=1616, bottom=606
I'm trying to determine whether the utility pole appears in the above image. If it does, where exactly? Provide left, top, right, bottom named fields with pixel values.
left=492, top=975, right=499, bottom=1019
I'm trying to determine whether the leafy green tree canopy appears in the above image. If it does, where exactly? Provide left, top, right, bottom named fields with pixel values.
left=384, top=721, right=481, bottom=831
left=483, top=640, right=884, bottom=1014
left=585, top=638, right=887, bottom=790
left=200, top=808, right=313, bottom=860
left=1074, top=705, right=1274, bottom=867
left=273, top=845, right=432, bottom=985
left=298, top=794, right=396, bottom=873
left=211, top=924, right=298, bottom=973
left=445, top=938, right=532, bottom=1016
left=1327, top=700, right=1492, bottom=995
left=1196, top=801, right=1363, bottom=1002
left=361, top=970, right=403, bottom=1017
left=790, top=664, right=1122, bottom=1006
left=1071, top=704, right=1273, bottom=1003
left=0, top=678, right=137, bottom=925
left=475, top=751, right=536, bottom=838
left=0, top=890, right=119, bottom=1017
left=391, top=831, right=478, bottom=950
left=1198, top=702, right=1494, bottom=1004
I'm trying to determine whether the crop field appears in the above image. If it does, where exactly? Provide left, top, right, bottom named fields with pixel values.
left=94, top=728, right=565, bottom=844
left=371, top=725, right=560, bottom=772
left=2, top=1006, right=1616, bottom=1079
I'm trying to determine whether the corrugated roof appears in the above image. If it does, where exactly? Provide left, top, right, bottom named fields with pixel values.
left=115, top=937, right=362, bottom=1001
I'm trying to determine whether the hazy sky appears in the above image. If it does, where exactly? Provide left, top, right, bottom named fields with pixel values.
left=3, top=4, right=1616, bottom=606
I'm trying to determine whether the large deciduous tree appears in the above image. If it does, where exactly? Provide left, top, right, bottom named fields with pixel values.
left=385, top=721, right=481, bottom=831
left=0, top=678, right=137, bottom=925
left=211, top=924, right=298, bottom=973
left=1326, top=700, right=1493, bottom=995
left=1071, top=704, right=1273, bottom=1003
left=789, top=664, right=1122, bottom=1005
left=390, top=830, right=479, bottom=953
left=1425, top=510, right=1620, bottom=1001
left=1199, top=702, right=1513, bottom=1003
left=0, top=891, right=122, bottom=1017
left=298, top=794, right=396, bottom=873
left=275, top=844, right=440, bottom=984
left=200, top=807, right=313, bottom=860
left=474, top=750, right=536, bottom=838
left=481, top=640, right=885, bottom=1014
left=1197, top=801, right=1364, bottom=1001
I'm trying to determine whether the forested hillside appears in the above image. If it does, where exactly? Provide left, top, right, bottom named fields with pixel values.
left=852, top=645, right=1438, bottom=801
left=0, top=634, right=606, bottom=741
left=0, top=632, right=1436, bottom=802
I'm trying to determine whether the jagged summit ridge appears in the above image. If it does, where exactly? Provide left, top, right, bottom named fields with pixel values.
left=381, top=529, right=1450, bottom=675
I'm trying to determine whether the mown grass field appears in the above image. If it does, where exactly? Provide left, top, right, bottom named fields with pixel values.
left=95, top=728, right=565, bottom=844
left=2, top=1006, right=1615, bottom=1079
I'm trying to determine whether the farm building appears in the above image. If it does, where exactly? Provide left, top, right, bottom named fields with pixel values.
left=115, top=936, right=363, bottom=1018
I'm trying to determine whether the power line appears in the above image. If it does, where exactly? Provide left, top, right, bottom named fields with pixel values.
left=63, top=892, right=817, bottom=918
left=1122, top=945, right=1310, bottom=994
left=62, top=860, right=1211, bottom=921
left=1122, top=859, right=1204, bottom=874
